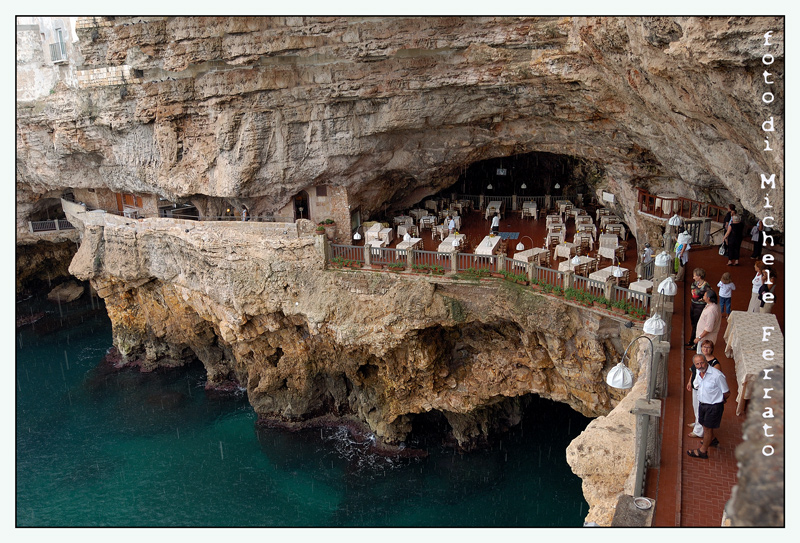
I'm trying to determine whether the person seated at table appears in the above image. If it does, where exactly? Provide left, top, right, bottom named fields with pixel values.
left=491, top=213, right=500, bottom=234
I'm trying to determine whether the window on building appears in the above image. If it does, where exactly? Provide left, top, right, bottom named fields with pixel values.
left=315, top=186, right=328, bottom=198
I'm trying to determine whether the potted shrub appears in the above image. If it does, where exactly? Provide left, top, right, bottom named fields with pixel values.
left=430, top=265, right=445, bottom=275
left=630, top=306, right=647, bottom=321
left=593, top=296, right=610, bottom=309
left=330, top=256, right=345, bottom=268
left=316, top=225, right=326, bottom=235
left=552, top=286, right=564, bottom=297
left=388, top=262, right=405, bottom=272
left=530, top=278, right=542, bottom=291
left=318, top=219, right=336, bottom=241
left=611, top=299, right=628, bottom=314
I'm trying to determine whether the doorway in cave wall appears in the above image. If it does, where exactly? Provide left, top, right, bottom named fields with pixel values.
left=293, top=191, right=309, bottom=221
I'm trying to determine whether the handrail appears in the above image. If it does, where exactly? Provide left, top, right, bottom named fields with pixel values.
left=635, top=187, right=727, bottom=222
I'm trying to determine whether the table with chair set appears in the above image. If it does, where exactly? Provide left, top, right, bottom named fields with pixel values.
left=577, top=222, right=598, bottom=239
left=604, top=222, right=627, bottom=240
left=575, top=214, right=593, bottom=226
left=514, top=247, right=550, bottom=266
left=545, top=214, right=564, bottom=229
left=599, top=215, right=622, bottom=229
left=545, top=230, right=566, bottom=247
left=420, top=215, right=437, bottom=230
left=397, top=224, right=419, bottom=237
left=393, top=215, right=414, bottom=226
left=596, top=208, right=614, bottom=221
left=597, top=233, right=619, bottom=262
left=558, top=255, right=594, bottom=273
left=409, top=208, right=427, bottom=221
left=555, top=199, right=572, bottom=215
left=396, top=237, right=423, bottom=255
left=554, top=242, right=577, bottom=260
left=572, top=232, right=595, bottom=252
left=437, top=233, right=466, bottom=253
left=475, top=234, right=502, bottom=255
left=521, top=201, right=538, bottom=219
left=485, top=201, right=503, bottom=220
left=590, top=264, right=626, bottom=283
left=723, top=311, right=784, bottom=416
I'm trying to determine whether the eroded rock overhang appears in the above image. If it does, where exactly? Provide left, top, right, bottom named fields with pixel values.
left=16, top=16, right=784, bottom=234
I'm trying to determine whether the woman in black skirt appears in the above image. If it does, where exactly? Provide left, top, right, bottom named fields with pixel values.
left=723, top=214, right=745, bottom=266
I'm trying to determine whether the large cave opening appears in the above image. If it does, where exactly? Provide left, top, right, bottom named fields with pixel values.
left=380, top=150, right=606, bottom=217
left=442, top=152, right=603, bottom=200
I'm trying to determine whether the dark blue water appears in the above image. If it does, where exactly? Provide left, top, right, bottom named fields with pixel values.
left=16, top=291, right=590, bottom=527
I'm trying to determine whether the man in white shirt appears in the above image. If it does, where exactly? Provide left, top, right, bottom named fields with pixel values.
left=448, top=216, right=456, bottom=235
left=687, top=354, right=730, bottom=459
left=490, top=213, right=500, bottom=234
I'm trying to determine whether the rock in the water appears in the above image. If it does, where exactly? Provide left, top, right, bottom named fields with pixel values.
left=47, top=281, right=84, bottom=303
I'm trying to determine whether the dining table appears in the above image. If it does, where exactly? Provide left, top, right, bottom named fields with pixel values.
left=397, top=224, right=419, bottom=237
left=723, top=311, right=784, bottom=416
left=572, top=232, right=595, bottom=251
left=558, top=255, right=594, bottom=272
left=437, top=233, right=466, bottom=253
left=409, top=208, right=427, bottom=221
left=577, top=223, right=598, bottom=238
left=545, top=214, right=564, bottom=228
left=420, top=215, right=437, bottom=229
left=600, top=215, right=622, bottom=229
left=604, top=223, right=627, bottom=240
left=396, top=237, right=423, bottom=255
left=513, top=247, right=549, bottom=263
left=589, top=265, right=623, bottom=282
left=522, top=201, right=538, bottom=219
left=555, top=199, right=572, bottom=215
left=485, top=200, right=503, bottom=220
left=554, top=242, right=577, bottom=260
left=474, top=234, right=502, bottom=255
left=393, top=215, right=413, bottom=226
left=596, top=208, right=614, bottom=221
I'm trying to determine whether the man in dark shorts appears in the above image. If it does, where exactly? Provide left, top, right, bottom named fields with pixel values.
left=687, top=354, right=730, bottom=459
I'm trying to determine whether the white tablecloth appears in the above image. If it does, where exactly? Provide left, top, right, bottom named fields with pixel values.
left=396, top=237, right=422, bottom=255
left=393, top=215, right=413, bottom=226
left=546, top=230, right=566, bottom=246
left=475, top=235, right=502, bottom=255
left=555, top=242, right=577, bottom=260
left=546, top=214, right=563, bottom=228
left=577, top=223, right=597, bottom=238
left=409, top=208, right=427, bottom=221
left=604, top=223, right=627, bottom=240
left=420, top=215, right=437, bottom=229
left=596, top=208, right=614, bottom=220
left=522, top=201, right=537, bottom=219
left=590, top=265, right=620, bottom=282
left=514, top=247, right=549, bottom=263
left=572, top=232, right=595, bottom=251
left=628, top=279, right=653, bottom=294
left=558, top=255, right=594, bottom=272
left=600, top=215, right=622, bottom=229
left=438, top=233, right=465, bottom=253
left=485, top=201, right=503, bottom=220
left=723, top=311, right=784, bottom=415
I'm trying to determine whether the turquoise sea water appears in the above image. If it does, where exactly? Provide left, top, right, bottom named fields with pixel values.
left=16, top=292, right=590, bottom=527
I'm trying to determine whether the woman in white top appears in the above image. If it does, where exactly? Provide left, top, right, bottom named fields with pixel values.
left=747, top=260, right=765, bottom=312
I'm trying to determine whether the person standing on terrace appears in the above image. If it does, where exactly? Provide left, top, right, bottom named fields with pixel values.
left=692, top=290, right=721, bottom=354
left=490, top=213, right=500, bottom=235
left=687, top=354, right=730, bottom=460
left=686, top=268, right=711, bottom=350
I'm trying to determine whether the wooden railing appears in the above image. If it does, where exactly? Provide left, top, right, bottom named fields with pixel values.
left=636, top=188, right=727, bottom=222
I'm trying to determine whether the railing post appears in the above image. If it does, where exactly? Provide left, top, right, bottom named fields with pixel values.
left=28, top=222, right=34, bottom=234
left=364, top=243, right=372, bottom=267
left=407, top=248, right=414, bottom=269
left=527, top=262, right=535, bottom=282
left=564, top=270, right=574, bottom=290
left=604, top=277, right=615, bottom=302
left=497, top=254, right=505, bottom=273
left=702, top=218, right=711, bottom=246
left=450, top=249, right=459, bottom=273
left=511, top=194, right=518, bottom=211
left=54, top=219, right=60, bottom=231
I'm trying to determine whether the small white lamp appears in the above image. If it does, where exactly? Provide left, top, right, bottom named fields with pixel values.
left=657, top=276, right=677, bottom=296
left=654, top=251, right=670, bottom=267
left=353, top=231, right=362, bottom=241
left=571, top=255, right=582, bottom=266
left=642, top=313, right=666, bottom=335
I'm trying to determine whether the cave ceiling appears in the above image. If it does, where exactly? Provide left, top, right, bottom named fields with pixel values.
left=16, top=16, right=784, bottom=229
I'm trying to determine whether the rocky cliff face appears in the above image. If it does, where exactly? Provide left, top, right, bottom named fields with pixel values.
left=17, top=16, right=784, bottom=232
left=67, top=210, right=640, bottom=449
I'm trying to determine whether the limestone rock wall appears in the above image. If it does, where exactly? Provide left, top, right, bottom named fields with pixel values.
left=17, top=16, right=784, bottom=237
left=66, top=211, right=638, bottom=448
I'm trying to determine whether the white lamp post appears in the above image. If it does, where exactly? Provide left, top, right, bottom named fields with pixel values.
left=606, top=334, right=661, bottom=498
left=515, top=235, right=535, bottom=251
